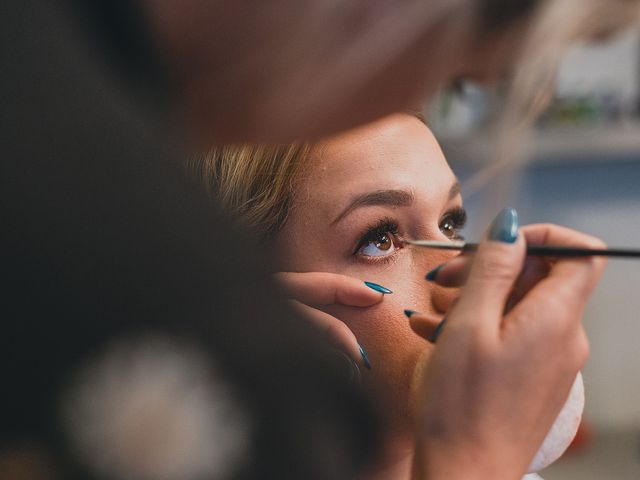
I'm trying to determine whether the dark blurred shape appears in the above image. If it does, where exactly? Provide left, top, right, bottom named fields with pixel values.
left=0, top=444, right=57, bottom=480
left=480, top=0, right=542, bottom=29
left=0, top=1, right=378, bottom=478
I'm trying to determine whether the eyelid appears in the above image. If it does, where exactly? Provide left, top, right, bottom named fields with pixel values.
left=353, top=206, right=467, bottom=260
left=439, top=206, right=467, bottom=239
left=441, top=206, right=467, bottom=224
left=353, top=218, right=402, bottom=256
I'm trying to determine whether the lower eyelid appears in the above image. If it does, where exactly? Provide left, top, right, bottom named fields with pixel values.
left=356, top=250, right=400, bottom=265
left=355, top=241, right=403, bottom=265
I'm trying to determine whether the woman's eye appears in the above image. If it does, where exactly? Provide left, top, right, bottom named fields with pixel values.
left=439, top=208, right=467, bottom=240
left=440, top=219, right=459, bottom=239
left=358, top=232, right=397, bottom=257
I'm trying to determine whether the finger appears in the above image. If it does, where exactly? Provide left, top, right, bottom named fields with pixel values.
left=502, top=225, right=608, bottom=344
left=433, top=224, right=606, bottom=317
left=520, top=224, right=608, bottom=301
left=425, top=255, right=472, bottom=287
left=521, top=223, right=604, bottom=247
left=275, top=271, right=386, bottom=308
left=430, top=224, right=606, bottom=293
left=453, top=208, right=526, bottom=330
left=289, top=300, right=368, bottom=369
left=505, top=256, right=551, bottom=313
left=406, top=311, right=445, bottom=342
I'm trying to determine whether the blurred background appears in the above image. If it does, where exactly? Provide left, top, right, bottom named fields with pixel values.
left=429, top=30, right=640, bottom=479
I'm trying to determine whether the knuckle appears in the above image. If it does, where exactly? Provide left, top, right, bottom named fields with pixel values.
left=553, top=281, right=586, bottom=311
left=323, top=273, right=340, bottom=292
left=566, top=259, right=606, bottom=298
left=554, top=327, right=590, bottom=370
left=580, top=236, right=609, bottom=271
left=542, top=300, right=588, bottom=354
left=465, top=328, right=498, bottom=363
left=471, top=250, right=519, bottom=284
left=316, top=274, right=341, bottom=304
left=574, top=332, right=590, bottom=368
left=526, top=290, right=576, bottom=338
left=472, top=342, right=496, bottom=364
left=582, top=235, right=607, bottom=250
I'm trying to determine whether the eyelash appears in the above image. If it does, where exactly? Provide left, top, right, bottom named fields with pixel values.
left=440, top=207, right=467, bottom=240
left=353, top=217, right=402, bottom=262
left=352, top=207, right=468, bottom=261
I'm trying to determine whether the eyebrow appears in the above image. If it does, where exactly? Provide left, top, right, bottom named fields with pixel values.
left=331, top=181, right=461, bottom=226
left=449, top=181, right=461, bottom=199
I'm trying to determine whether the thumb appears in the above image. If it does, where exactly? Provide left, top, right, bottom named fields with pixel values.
left=454, top=208, right=526, bottom=329
left=274, top=271, right=386, bottom=307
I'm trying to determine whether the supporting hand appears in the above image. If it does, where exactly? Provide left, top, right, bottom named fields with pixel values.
left=275, top=272, right=388, bottom=370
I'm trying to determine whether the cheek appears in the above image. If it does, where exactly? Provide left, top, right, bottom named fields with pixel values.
left=331, top=298, right=422, bottom=361
left=323, top=263, right=440, bottom=381
left=323, top=288, right=434, bottom=428
left=273, top=227, right=336, bottom=272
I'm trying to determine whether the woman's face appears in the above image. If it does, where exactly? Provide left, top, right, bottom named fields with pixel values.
left=275, top=114, right=463, bottom=433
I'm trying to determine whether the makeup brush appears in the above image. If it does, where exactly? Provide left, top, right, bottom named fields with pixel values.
left=403, top=240, right=640, bottom=258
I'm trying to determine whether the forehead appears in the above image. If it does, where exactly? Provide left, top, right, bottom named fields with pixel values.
left=300, top=115, right=455, bottom=203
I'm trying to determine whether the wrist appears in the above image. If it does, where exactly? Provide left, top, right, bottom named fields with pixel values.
left=413, top=440, right=525, bottom=480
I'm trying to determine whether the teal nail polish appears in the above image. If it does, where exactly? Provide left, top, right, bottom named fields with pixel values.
left=404, top=309, right=416, bottom=318
left=425, top=264, right=445, bottom=282
left=488, top=208, right=519, bottom=244
left=359, top=344, right=372, bottom=370
left=364, top=281, right=393, bottom=294
left=429, top=318, right=448, bottom=343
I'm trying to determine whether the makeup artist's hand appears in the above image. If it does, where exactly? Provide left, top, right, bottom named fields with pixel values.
left=274, top=272, right=386, bottom=369
left=411, top=209, right=607, bottom=480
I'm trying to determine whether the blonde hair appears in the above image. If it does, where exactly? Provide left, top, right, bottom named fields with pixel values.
left=192, top=144, right=313, bottom=238
left=193, top=111, right=429, bottom=239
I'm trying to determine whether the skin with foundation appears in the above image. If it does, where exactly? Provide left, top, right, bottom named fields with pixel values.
left=272, top=114, right=464, bottom=478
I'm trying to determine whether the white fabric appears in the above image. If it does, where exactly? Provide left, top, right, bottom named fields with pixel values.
left=528, top=373, right=584, bottom=472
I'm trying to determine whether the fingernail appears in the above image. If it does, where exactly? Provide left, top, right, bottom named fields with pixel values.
left=364, top=281, right=393, bottom=294
left=404, top=309, right=416, bottom=318
left=429, top=318, right=448, bottom=344
left=425, top=263, right=445, bottom=282
left=359, top=344, right=372, bottom=370
left=333, top=351, right=361, bottom=385
left=488, top=208, right=519, bottom=243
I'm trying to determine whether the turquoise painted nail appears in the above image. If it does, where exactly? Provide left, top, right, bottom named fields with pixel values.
left=425, top=263, right=445, bottom=282
left=364, top=281, right=393, bottom=294
left=429, top=318, right=448, bottom=343
left=359, top=344, right=372, bottom=370
left=404, top=309, right=416, bottom=318
left=488, top=208, right=519, bottom=244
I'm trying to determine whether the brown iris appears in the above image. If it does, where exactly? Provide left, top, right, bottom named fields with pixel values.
left=375, top=233, right=393, bottom=251
left=440, top=219, right=457, bottom=239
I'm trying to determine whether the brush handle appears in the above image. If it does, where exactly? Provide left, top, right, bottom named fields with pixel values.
left=462, top=244, right=640, bottom=258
